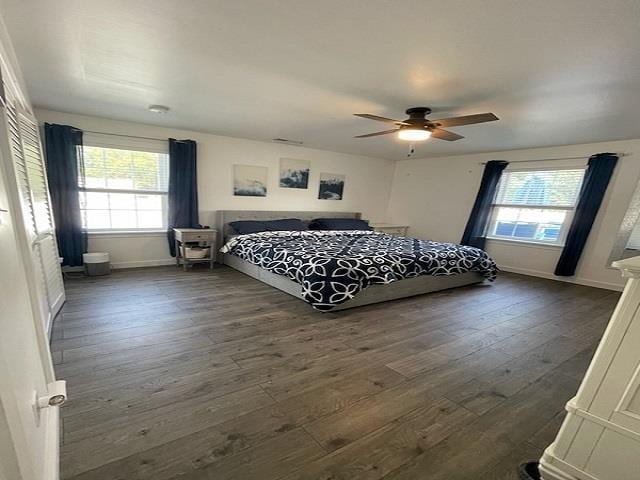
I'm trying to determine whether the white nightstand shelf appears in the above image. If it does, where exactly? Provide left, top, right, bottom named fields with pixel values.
left=369, top=223, right=409, bottom=236
left=174, top=228, right=218, bottom=271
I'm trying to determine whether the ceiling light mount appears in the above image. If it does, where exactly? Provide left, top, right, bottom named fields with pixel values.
left=405, top=107, right=432, bottom=119
left=148, top=104, right=170, bottom=114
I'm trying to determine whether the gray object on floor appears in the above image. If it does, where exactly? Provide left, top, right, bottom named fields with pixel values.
left=83, top=252, right=110, bottom=276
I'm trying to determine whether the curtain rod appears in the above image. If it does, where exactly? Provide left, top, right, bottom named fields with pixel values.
left=72, top=128, right=189, bottom=143
left=479, top=153, right=626, bottom=165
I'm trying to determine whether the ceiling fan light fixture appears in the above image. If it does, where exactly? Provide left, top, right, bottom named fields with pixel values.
left=398, top=128, right=431, bottom=141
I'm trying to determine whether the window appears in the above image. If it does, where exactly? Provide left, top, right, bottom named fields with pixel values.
left=79, top=145, right=169, bottom=231
left=626, top=221, right=640, bottom=251
left=488, top=168, right=585, bottom=245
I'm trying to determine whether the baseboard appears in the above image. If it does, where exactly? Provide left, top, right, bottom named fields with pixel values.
left=111, top=259, right=175, bottom=269
left=498, top=265, right=624, bottom=292
left=61, top=266, right=83, bottom=273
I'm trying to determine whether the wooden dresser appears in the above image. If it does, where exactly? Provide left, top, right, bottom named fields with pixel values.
left=539, top=256, right=640, bottom=480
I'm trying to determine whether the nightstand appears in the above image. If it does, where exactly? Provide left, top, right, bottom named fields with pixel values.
left=174, top=228, right=217, bottom=271
left=369, top=223, right=409, bottom=236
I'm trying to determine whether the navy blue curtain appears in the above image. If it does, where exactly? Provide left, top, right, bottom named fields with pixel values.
left=555, top=153, right=618, bottom=276
left=44, top=123, right=86, bottom=267
left=167, top=138, right=199, bottom=256
left=461, top=160, right=509, bottom=249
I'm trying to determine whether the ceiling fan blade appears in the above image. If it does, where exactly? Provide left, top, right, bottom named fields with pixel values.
left=354, top=114, right=410, bottom=126
left=354, top=129, right=399, bottom=138
left=430, top=113, right=499, bottom=128
left=431, top=128, right=464, bottom=141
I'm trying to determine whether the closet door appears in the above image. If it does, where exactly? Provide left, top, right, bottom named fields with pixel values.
left=19, top=111, right=65, bottom=318
left=3, top=89, right=64, bottom=333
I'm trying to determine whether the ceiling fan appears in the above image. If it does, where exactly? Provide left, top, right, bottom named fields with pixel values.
left=354, top=107, right=498, bottom=142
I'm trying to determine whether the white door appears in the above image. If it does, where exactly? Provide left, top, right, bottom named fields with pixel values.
left=0, top=125, right=60, bottom=479
left=18, top=110, right=65, bottom=324
left=2, top=89, right=64, bottom=335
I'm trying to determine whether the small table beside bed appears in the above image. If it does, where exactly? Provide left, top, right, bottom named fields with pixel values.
left=216, top=210, right=497, bottom=312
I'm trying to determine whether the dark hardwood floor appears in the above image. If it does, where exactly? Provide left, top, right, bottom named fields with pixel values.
left=51, top=266, right=620, bottom=480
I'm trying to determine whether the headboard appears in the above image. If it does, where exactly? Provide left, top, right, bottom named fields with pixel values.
left=216, top=210, right=362, bottom=241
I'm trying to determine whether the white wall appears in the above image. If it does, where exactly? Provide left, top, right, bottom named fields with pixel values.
left=387, top=139, right=640, bottom=290
left=35, top=109, right=395, bottom=268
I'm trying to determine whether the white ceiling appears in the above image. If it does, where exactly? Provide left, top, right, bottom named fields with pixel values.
left=1, top=0, right=640, bottom=160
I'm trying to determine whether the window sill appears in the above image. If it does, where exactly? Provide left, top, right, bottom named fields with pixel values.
left=87, top=230, right=167, bottom=239
left=486, top=237, right=565, bottom=249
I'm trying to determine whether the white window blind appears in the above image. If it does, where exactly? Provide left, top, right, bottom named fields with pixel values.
left=495, top=169, right=585, bottom=207
left=79, top=145, right=169, bottom=231
left=626, top=223, right=640, bottom=250
left=489, top=168, right=585, bottom=245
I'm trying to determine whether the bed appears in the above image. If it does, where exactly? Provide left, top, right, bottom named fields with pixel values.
left=216, top=210, right=497, bottom=311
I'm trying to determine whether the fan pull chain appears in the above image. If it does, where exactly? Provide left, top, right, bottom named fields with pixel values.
left=407, top=143, right=415, bottom=157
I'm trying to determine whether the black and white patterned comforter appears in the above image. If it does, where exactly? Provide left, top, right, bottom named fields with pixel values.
left=221, top=230, right=498, bottom=311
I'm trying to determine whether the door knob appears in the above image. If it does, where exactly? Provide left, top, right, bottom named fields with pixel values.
left=36, top=380, right=67, bottom=409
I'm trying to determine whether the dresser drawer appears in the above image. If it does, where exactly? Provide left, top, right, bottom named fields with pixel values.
left=184, top=232, right=215, bottom=242
left=176, top=231, right=216, bottom=242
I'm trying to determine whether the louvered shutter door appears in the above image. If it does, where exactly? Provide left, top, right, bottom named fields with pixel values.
left=19, top=114, right=54, bottom=233
left=5, top=96, right=36, bottom=238
left=2, top=87, right=65, bottom=332
left=19, top=112, right=65, bottom=318
left=4, top=93, right=49, bottom=325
